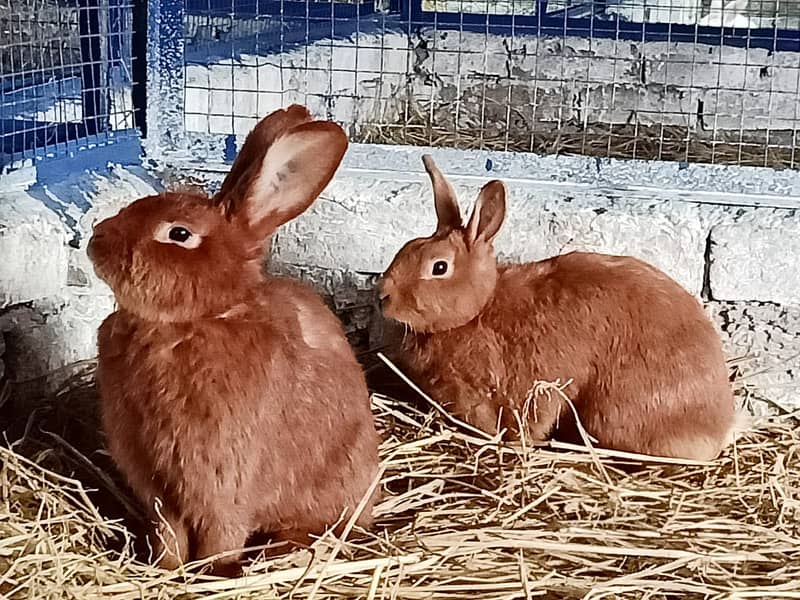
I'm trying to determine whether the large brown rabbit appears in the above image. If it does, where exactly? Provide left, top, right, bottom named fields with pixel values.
left=88, top=105, right=380, bottom=576
left=378, top=155, right=738, bottom=461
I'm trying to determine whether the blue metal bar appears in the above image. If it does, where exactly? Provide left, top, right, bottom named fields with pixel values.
left=185, top=0, right=375, bottom=18
left=1, top=127, right=141, bottom=176
left=132, top=0, right=148, bottom=136
left=1, top=69, right=82, bottom=95
left=406, top=1, right=800, bottom=53
left=1, top=120, right=96, bottom=155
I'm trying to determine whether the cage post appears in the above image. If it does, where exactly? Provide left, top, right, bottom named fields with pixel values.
left=132, top=0, right=148, bottom=137
left=143, top=0, right=186, bottom=158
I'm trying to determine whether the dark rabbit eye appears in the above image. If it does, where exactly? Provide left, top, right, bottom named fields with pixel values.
left=169, top=226, right=192, bottom=243
left=432, top=260, right=449, bottom=276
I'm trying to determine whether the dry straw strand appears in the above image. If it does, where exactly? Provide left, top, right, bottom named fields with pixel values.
left=1, top=359, right=799, bottom=599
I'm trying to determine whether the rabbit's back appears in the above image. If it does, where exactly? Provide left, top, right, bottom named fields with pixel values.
left=487, top=251, right=734, bottom=458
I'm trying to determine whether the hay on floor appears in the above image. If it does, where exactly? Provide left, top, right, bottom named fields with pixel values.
left=356, top=91, right=800, bottom=170
left=1, top=359, right=799, bottom=599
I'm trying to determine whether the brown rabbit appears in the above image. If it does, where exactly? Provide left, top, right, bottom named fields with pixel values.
left=378, top=155, right=738, bottom=461
left=88, top=105, right=380, bottom=576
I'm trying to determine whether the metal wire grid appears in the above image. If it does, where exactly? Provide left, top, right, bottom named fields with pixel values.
left=0, top=0, right=136, bottom=168
left=182, top=0, right=800, bottom=168
left=183, top=0, right=385, bottom=137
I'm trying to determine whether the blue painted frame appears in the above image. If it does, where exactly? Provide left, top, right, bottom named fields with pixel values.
left=185, top=0, right=377, bottom=18
left=403, top=0, right=800, bottom=52
left=182, top=0, right=800, bottom=54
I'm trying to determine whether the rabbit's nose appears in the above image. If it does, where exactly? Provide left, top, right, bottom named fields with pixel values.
left=87, top=231, right=107, bottom=263
left=378, top=292, right=390, bottom=312
left=376, top=276, right=392, bottom=310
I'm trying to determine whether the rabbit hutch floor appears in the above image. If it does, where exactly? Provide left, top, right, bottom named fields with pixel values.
left=1, top=356, right=799, bottom=600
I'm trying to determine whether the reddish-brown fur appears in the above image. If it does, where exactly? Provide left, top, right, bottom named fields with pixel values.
left=88, top=106, right=379, bottom=576
left=378, top=155, right=736, bottom=461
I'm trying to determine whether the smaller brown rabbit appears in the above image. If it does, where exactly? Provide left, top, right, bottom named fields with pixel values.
left=88, top=105, right=380, bottom=576
left=378, top=155, right=739, bottom=461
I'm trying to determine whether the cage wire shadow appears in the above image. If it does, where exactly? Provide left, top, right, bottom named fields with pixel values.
left=0, top=0, right=138, bottom=171
left=177, top=0, right=800, bottom=169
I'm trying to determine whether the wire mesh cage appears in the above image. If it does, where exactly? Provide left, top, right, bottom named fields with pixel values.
left=0, top=0, right=137, bottom=170
left=176, top=0, right=800, bottom=169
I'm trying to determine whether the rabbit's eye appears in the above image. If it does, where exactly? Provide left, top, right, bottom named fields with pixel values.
left=155, top=222, right=202, bottom=248
left=169, top=227, right=192, bottom=242
left=432, top=260, right=449, bottom=276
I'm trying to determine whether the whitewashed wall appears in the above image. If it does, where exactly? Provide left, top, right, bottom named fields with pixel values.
left=183, top=29, right=800, bottom=139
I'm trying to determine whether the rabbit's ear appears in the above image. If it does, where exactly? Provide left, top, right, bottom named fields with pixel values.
left=237, top=120, right=348, bottom=238
left=465, top=180, right=506, bottom=246
left=214, top=105, right=312, bottom=216
left=422, top=155, right=462, bottom=235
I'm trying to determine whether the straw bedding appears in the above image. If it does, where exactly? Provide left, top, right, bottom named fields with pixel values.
left=356, top=93, right=800, bottom=170
left=1, top=357, right=799, bottom=599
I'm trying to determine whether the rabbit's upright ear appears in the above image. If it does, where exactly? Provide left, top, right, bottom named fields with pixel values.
left=235, top=120, right=348, bottom=239
left=422, top=155, right=462, bottom=235
left=214, top=105, right=313, bottom=216
left=465, top=180, right=506, bottom=247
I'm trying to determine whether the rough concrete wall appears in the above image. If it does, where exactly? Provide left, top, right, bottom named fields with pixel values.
left=0, top=167, right=159, bottom=382
left=711, top=211, right=800, bottom=306
left=0, top=330, right=5, bottom=384
left=183, top=29, right=800, bottom=137
left=0, top=150, right=798, bottom=413
left=272, top=174, right=711, bottom=294
left=709, top=301, right=799, bottom=413
left=0, top=194, right=70, bottom=306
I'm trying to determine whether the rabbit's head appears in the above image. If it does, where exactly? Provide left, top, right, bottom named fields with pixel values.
left=88, top=105, right=348, bottom=322
left=378, top=155, right=506, bottom=333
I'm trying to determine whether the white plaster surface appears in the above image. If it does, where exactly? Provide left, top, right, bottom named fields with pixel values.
left=0, top=291, right=115, bottom=382
left=0, top=193, right=70, bottom=308
left=710, top=209, right=800, bottom=306
left=273, top=174, right=710, bottom=295
left=0, top=166, right=156, bottom=382
left=340, top=144, right=800, bottom=202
